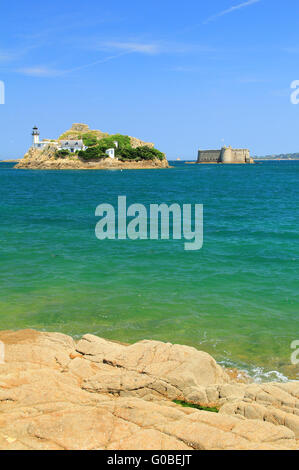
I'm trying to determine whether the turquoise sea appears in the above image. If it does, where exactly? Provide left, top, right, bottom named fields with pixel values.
left=0, top=161, right=298, bottom=381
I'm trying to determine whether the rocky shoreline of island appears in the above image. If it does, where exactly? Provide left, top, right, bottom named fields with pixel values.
left=15, top=123, right=169, bottom=170
left=0, top=329, right=298, bottom=450
left=15, top=156, right=169, bottom=170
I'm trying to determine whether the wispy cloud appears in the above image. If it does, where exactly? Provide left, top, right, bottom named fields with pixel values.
left=94, top=40, right=215, bottom=55
left=0, top=44, right=44, bottom=64
left=100, top=41, right=160, bottom=55
left=282, top=46, right=299, bottom=54
left=0, top=53, right=13, bottom=62
left=17, top=52, right=132, bottom=77
left=17, top=66, right=64, bottom=77
left=16, top=38, right=217, bottom=78
left=270, top=88, right=291, bottom=98
left=170, top=65, right=203, bottom=73
left=16, top=14, right=123, bottom=43
left=0, top=49, right=21, bottom=63
left=65, top=51, right=132, bottom=74
left=237, top=77, right=269, bottom=83
left=203, top=0, right=261, bottom=24
left=14, top=35, right=215, bottom=78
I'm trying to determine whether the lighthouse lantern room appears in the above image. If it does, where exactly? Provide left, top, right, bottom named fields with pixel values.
left=32, top=126, right=40, bottom=147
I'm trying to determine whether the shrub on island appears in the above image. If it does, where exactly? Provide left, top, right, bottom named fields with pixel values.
left=81, top=133, right=131, bottom=150
left=118, top=146, right=165, bottom=161
left=78, top=147, right=106, bottom=160
left=100, top=134, right=132, bottom=151
left=82, top=134, right=98, bottom=147
left=78, top=142, right=164, bottom=162
left=55, top=149, right=72, bottom=159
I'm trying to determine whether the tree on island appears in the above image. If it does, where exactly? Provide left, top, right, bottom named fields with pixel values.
left=77, top=134, right=165, bottom=162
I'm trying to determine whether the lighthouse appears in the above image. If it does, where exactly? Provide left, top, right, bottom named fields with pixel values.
left=32, top=126, right=40, bottom=147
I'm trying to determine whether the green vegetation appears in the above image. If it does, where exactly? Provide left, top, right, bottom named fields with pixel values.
left=59, top=129, right=109, bottom=142
left=99, top=134, right=132, bottom=151
left=173, top=400, right=219, bottom=413
left=57, top=125, right=165, bottom=162
left=82, top=133, right=98, bottom=147
left=55, top=149, right=72, bottom=159
left=77, top=133, right=164, bottom=162
left=57, top=126, right=165, bottom=162
left=118, top=146, right=164, bottom=161
left=78, top=147, right=106, bottom=161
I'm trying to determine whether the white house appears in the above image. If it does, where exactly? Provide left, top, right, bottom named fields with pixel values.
left=105, top=141, right=119, bottom=159
left=105, top=148, right=115, bottom=159
left=58, top=140, right=86, bottom=153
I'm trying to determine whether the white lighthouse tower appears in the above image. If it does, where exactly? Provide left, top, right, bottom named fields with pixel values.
left=32, top=126, right=40, bottom=147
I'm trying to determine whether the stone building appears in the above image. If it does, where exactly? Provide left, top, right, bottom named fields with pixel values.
left=59, top=140, right=86, bottom=153
left=197, top=146, right=254, bottom=164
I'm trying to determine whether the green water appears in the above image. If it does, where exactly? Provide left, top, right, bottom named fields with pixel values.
left=0, top=161, right=298, bottom=381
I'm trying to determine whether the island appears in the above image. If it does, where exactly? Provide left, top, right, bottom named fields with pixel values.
left=15, top=123, right=169, bottom=170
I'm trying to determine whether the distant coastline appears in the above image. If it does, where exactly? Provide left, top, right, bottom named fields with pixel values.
left=255, top=153, right=299, bottom=160
left=255, top=158, right=299, bottom=161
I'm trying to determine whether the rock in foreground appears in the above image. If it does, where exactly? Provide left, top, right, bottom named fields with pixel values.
left=0, top=330, right=298, bottom=450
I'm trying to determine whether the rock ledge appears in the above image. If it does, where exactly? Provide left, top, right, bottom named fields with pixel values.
left=0, top=330, right=298, bottom=450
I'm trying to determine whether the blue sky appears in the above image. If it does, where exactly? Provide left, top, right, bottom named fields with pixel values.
left=1, top=0, right=299, bottom=159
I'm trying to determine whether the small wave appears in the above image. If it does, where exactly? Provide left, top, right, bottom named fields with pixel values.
left=219, top=359, right=290, bottom=383
left=248, top=367, right=289, bottom=383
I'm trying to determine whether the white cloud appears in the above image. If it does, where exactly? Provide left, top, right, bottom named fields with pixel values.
left=204, top=0, right=261, bottom=24
left=102, top=41, right=160, bottom=54
left=0, top=45, right=39, bottom=64
left=238, top=77, right=268, bottom=83
left=270, top=88, right=291, bottom=98
left=65, top=51, right=132, bottom=74
left=0, top=50, right=18, bottom=63
left=95, top=40, right=215, bottom=55
left=17, top=66, right=63, bottom=77
left=170, top=65, right=203, bottom=72
left=17, top=52, right=132, bottom=77
left=15, top=40, right=215, bottom=78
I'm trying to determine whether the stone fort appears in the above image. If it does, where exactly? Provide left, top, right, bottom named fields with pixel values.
left=197, top=146, right=254, bottom=164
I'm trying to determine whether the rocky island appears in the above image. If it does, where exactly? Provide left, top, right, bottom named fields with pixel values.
left=15, top=123, right=169, bottom=170
left=0, top=329, right=298, bottom=450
